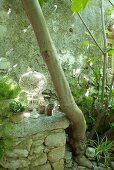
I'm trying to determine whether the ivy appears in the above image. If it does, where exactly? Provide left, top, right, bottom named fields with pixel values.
left=71, top=0, right=91, bottom=12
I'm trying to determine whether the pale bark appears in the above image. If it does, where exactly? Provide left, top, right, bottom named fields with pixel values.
left=21, top=0, right=92, bottom=167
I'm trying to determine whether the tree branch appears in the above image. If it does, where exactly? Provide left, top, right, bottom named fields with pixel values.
left=77, top=12, right=105, bottom=55
left=108, top=0, right=114, bottom=8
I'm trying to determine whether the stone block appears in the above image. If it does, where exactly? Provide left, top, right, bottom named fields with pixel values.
left=18, top=168, right=29, bottom=170
left=30, top=163, right=52, bottom=170
left=50, top=129, right=64, bottom=133
left=0, top=158, right=30, bottom=169
left=32, top=139, right=44, bottom=147
left=6, top=149, right=28, bottom=158
left=30, top=144, right=44, bottom=155
left=47, top=147, right=65, bottom=162
left=51, top=159, right=64, bottom=170
left=30, top=153, right=47, bottom=167
left=45, top=132, right=66, bottom=147
left=32, top=132, right=48, bottom=140
left=15, top=138, right=33, bottom=152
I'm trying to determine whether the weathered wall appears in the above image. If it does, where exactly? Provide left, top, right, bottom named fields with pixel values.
left=0, top=113, right=70, bottom=170
left=0, top=0, right=111, bottom=81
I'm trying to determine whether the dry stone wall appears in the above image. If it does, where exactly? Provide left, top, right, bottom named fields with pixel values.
left=0, top=114, right=70, bottom=170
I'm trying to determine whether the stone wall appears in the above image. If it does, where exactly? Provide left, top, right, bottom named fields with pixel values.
left=0, top=113, right=70, bottom=170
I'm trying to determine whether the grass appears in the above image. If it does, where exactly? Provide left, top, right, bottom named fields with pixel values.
left=94, top=133, right=114, bottom=165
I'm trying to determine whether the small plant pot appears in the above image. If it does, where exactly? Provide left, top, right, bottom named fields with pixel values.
left=38, top=105, right=46, bottom=114
left=11, top=112, right=25, bottom=122
left=47, top=103, right=54, bottom=116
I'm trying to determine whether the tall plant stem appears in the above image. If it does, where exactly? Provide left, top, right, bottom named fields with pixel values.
left=101, top=0, right=108, bottom=103
left=77, top=12, right=105, bottom=55
left=89, top=0, right=108, bottom=139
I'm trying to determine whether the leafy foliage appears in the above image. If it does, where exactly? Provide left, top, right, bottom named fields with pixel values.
left=0, top=76, right=25, bottom=158
left=0, top=76, right=20, bottom=100
left=9, top=100, right=25, bottom=113
left=94, top=135, right=114, bottom=165
left=71, top=0, right=91, bottom=12
left=0, top=119, right=13, bottom=158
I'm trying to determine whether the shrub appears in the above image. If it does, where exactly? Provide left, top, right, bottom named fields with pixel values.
left=9, top=100, right=25, bottom=113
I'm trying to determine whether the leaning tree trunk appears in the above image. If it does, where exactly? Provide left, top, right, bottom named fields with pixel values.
left=21, top=0, right=92, bottom=167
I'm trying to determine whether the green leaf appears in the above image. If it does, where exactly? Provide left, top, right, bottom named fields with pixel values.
left=71, top=0, right=91, bottom=12
left=108, top=48, right=114, bottom=55
left=85, top=31, right=90, bottom=36
left=110, top=122, right=114, bottom=128
left=39, top=0, right=48, bottom=6
left=39, top=0, right=43, bottom=5
left=82, top=40, right=89, bottom=45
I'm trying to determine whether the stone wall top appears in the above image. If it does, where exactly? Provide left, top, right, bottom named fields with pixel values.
left=11, top=113, right=70, bottom=138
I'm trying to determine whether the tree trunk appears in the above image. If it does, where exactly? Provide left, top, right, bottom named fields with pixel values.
left=21, top=0, right=92, bottom=167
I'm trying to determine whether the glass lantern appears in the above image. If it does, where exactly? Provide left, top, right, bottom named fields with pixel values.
left=19, top=71, right=47, bottom=116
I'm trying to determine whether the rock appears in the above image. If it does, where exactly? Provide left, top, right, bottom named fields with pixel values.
left=51, top=129, right=64, bottom=133
left=93, top=166, right=105, bottom=170
left=32, top=131, right=48, bottom=140
left=30, top=144, right=44, bottom=155
left=30, top=163, right=52, bottom=170
left=64, top=149, right=72, bottom=168
left=44, top=147, right=50, bottom=153
left=26, top=139, right=33, bottom=151
left=30, top=153, right=47, bottom=167
left=14, top=138, right=33, bottom=152
left=45, top=132, right=66, bottom=147
left=77, top=166, right=87, bottom=170
left=72, top=161, right=78, bottom=167
left=110, top=161, right=114, bottom=169
left=18, top=168, right=29, bottom=170
left=65, top=149, right=72, bottom=162
left=32, top=139, right=44, bottom=147
left=12, top=138, right=23, bottom=146
left=65, top=160, right=72, bottom=168
left=0, top=158, right=30, bottom=169
left=51, top=159, right=64, bottom=170
left=85, top=147, right=96, bottom=159
left=97, top=162, right=106, bottom=168
left=48, top=147, right=65, bottom=162
left=6, top=149, right=28, bottom=158
left=72, top=168, right=77, bottom=170
left=92, top=161, right=97, bottom=166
